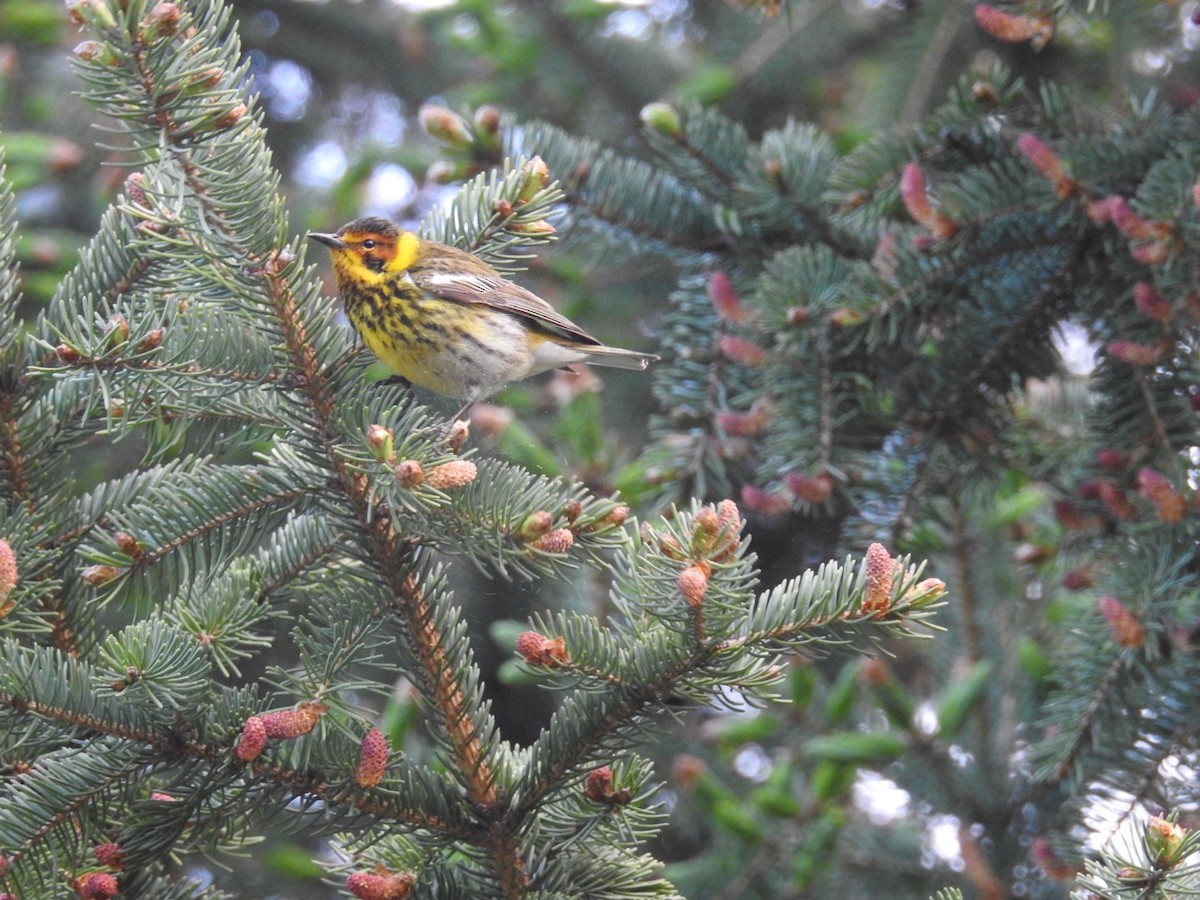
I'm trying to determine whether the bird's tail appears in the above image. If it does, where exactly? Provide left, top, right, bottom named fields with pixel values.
left=580, top=345, right=660, bottom=371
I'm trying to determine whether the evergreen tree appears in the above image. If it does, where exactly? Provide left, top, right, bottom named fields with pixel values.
left=412, top=9, right=1200, bottom=900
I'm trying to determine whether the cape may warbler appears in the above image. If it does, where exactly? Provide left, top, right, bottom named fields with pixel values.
left=310, top=216, right=658, bottom=418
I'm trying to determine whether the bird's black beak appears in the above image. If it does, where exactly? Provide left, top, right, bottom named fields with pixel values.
left=308, top=232, right=348, bottom=250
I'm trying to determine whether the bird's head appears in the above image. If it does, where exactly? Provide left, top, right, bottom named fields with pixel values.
left=309, top=216, right=420, bottom=283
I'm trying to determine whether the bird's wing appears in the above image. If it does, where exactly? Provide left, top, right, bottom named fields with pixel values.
left=422, top=272, right=602, bottom=346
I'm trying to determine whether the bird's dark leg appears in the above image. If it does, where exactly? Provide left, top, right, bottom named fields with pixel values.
left=447, top=399, right=475, bottom=425
left=377, top=375, right=412, bottom=388
left=436, top=387, right=480, bottom=443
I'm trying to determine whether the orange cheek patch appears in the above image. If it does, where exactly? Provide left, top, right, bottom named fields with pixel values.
left=364, top=247, right=396, bottom=268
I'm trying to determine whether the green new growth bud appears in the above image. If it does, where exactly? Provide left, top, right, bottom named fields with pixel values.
left=139, top=2, right=181, bottom=42
left=516, top=156, right=550, bottom=204
left=640, top=102, right=683, bottom=139
left=366, top=424, right=395, bottom=464
left=472, top=104, right=502, bottom=151
left=691, top=506, right=720, bottom=554
left=66, top=0, right=117, bottom=31
left=518, top=510, right=554, bottom=541
left=105, top=314, right=129, bottom=349
left=508, top=219, right=555, bottom=236
left=425, top=159, right=472, bottom=184
left=82, top=564, right=120, bottom=586
left=473, top=104, right=501, bottom=134
left=1145, top=815, right=1186, bottom=864
left=419, top=104, right=471, bottom=147
left=73, top=40, right=119, bottom=65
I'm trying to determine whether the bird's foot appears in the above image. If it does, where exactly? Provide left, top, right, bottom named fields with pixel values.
left=410, top=414, right=471, bottom=451
left=375, top=375, right=412, bottom=389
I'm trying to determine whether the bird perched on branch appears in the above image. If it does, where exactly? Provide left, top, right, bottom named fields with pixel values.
left=310, top=216, right=658, bottom=422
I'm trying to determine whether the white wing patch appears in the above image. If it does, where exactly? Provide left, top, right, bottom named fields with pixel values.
left=426, top=272, right=493, bottom=293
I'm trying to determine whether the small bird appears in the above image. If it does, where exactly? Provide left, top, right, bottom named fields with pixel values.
left=309, top=216, right=658, bottom=421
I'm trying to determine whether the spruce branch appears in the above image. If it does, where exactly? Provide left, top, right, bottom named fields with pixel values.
left=418, top=156, right=565, bottom=275
left=499, top=117, right=726, bottom=253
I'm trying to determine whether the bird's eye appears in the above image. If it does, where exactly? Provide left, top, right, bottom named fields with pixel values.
left=362, top=239, right=377, bottom=249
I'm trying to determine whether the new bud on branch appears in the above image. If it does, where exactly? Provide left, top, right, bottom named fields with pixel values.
left=418, top=104, right=472, bottom=147
left=640, top=102, right=684, bottom=139
left=366, top=424, right=395, bottom=464
left=1145, top=816, right=1187, bottom=865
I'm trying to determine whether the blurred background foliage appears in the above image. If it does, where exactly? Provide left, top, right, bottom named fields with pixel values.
left=4, top=0, right=1200, bottom=897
